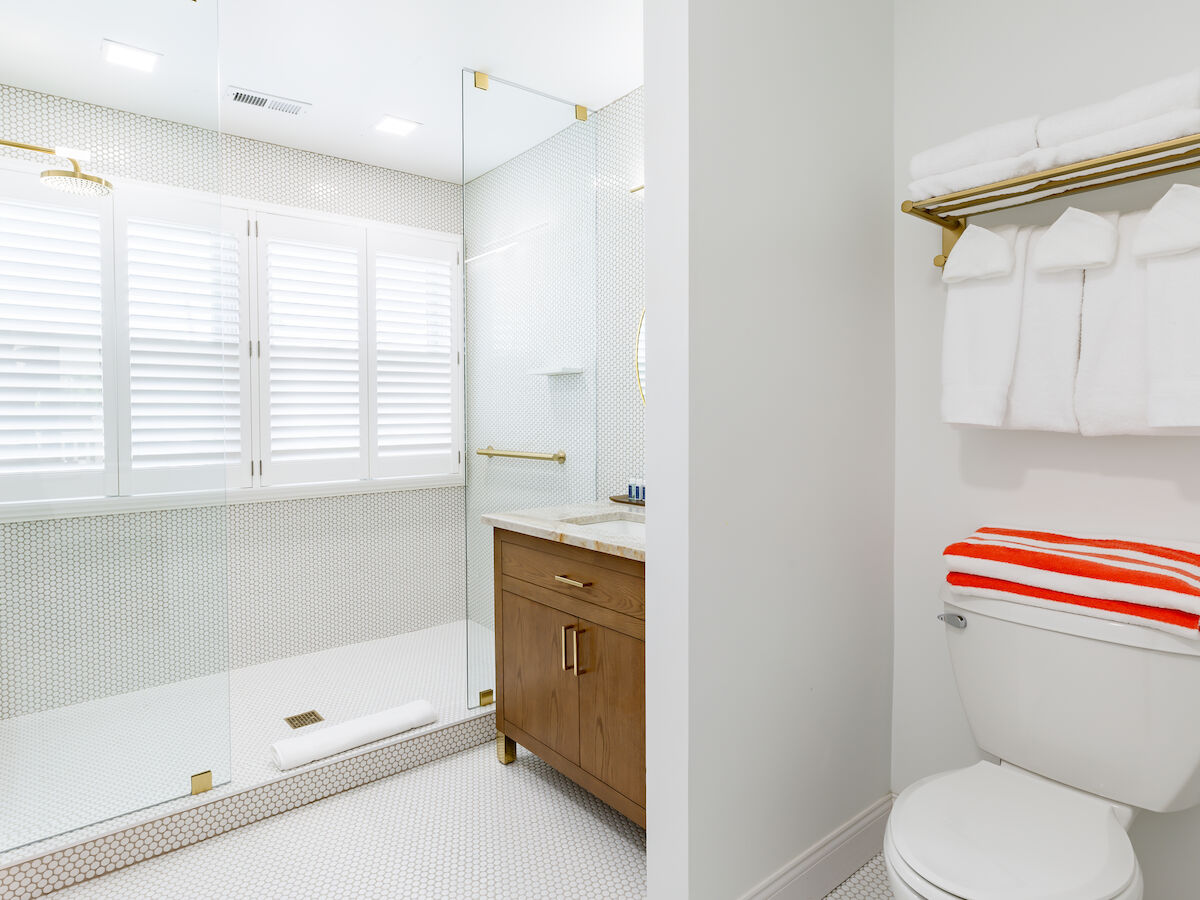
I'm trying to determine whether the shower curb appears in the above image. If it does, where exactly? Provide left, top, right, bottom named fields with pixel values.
left=0, top=712, right=495, bottom=899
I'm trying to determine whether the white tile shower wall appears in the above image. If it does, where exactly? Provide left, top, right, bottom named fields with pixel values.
left=463, top=115, right=599, bottom=637
left=0, top=83, right=464, bottom=714
left=595, top=88, right=646, bottom=500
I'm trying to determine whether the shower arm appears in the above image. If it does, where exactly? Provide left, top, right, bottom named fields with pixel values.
left=0, top=138, right=82, bottom=175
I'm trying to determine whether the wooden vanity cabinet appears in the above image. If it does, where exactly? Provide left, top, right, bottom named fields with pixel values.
left=493, top=529, right=646, bottom=827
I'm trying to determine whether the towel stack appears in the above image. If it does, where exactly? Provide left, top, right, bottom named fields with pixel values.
left=941, top=184, right=1200, bottom=435
left=943, top=527, right=1200, bottom=638
left=909, top=71, right=1200, bottom=201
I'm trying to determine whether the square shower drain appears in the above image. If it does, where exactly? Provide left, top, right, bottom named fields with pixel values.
left=284, top=710, right=324, bottom=729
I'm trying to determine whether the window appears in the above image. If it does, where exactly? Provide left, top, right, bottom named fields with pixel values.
left=0, top=164, right=463, bottom=511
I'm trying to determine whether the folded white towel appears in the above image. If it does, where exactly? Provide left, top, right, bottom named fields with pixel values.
left=1133, top=184, right=1200, bottom=426
left=1006, top=216, right=1115, bottom=433
left=1051, top=109, right=1200, bottom=169
left=910, top=117, right=1039, bottom=182
left=1074, top=211, right=1152, bottom=435
left=908, top=149, right=1051, bottom=203
left=942, top=224, right=1016, bottom=283
left=1033, top=207, right=1120, bottom=272
left=270, top=700, right=437, bottom=770
left=942, top=225, right=1029, bottom=426
left=1037, top=70, right=1200, bottom=148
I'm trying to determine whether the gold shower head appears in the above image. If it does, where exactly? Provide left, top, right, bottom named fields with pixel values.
left=1, top=138, right=113, bottom=197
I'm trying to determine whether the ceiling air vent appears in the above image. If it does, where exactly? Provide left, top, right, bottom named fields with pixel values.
left=226, top=86, right=311, bottom=116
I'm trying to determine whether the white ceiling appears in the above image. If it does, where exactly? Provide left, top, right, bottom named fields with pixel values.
left=0, top=0, right=643, bottom=183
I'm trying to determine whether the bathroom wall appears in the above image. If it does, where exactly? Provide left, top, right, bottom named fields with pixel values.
left=0, top=84, right=465, bottom=715
left=892, top=2, right=1200, bottom=895
left=647, top=1, right=895, bottom=897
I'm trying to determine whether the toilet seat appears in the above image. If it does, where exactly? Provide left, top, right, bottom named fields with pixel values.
left=888, top=762, right=1140, bottom=900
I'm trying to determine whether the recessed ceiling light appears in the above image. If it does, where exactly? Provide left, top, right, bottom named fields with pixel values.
left=101, top=39, right=162, bottom=73
left=375, top=115, right=421, bottom=137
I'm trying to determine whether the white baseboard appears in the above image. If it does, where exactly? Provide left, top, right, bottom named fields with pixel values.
left=738, top=794, right=893, bottom=900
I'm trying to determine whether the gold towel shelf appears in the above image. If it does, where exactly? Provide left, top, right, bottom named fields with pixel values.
left=902, top=131, right=1200, bottom=267
left=476, top=446, right=566, bottom=464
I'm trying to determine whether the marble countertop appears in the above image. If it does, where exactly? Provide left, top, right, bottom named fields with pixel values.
left=481, top=501, right=645, bottom=562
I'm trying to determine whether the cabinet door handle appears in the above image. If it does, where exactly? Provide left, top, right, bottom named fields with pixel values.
left=572, top=627, right=581, bottom=677
left=555, top=575, right=592, bottom=588
left=561, top=624, right=576, bottom=671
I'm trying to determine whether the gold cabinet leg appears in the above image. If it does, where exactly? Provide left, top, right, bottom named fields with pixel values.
left=497, top=731, right=517, bottom=765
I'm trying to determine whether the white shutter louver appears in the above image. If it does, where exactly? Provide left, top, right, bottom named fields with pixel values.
left=0, top=195, right=108, bottom=499
left=373, top=249, right=455, bottom=475
left=126, top=218, right=240, bottom=473
left=261, top=217, right=366, bottom=485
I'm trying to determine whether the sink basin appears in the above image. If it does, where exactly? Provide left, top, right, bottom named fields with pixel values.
left=559, top=511, right=645, bottom=540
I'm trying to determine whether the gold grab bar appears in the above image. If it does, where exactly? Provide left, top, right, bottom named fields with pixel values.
left=476, top=445, right=566, bottom=464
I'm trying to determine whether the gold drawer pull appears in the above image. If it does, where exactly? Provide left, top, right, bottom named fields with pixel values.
left=554, top=575, right=592, bottom=589
left=561, top=624, right=576, bottom=671
left=572, top=627, right=581, bottom=677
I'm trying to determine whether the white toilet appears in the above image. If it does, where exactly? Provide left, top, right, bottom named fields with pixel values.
left=885, top=593, right=1200, bottom=899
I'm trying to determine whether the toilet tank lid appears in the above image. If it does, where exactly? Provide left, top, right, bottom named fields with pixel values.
left=948, top=593, right=1200, bottom=656
left=890, top=762, right=1137, bottom=900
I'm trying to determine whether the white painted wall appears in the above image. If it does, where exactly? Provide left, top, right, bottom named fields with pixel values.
left=647, top=1, right=895, bottom=896
left=893, top=3, right=1200, bottom=895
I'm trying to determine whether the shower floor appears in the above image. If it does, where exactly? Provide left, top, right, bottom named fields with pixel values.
left=0, top=620, right=495, bottom=867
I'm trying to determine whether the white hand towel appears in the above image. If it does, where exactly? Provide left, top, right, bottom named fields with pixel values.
left=942, top=224, right=1016, bottom=283
left=1133, top=184, right=1200, bottom=426
left=910, top=116, right=1039, bottom=182
left=942, top=224, right=1029, bottom=426
left=1051, top=109, right=1200, bottom=169
left=1037, top=70, right=1200, bottom=148
left=908, top=149, right=1049, bottom=203
left=271, top=700, right=437, bottom=770
left=1074, top=211, right=1152, bottom=435
left=1004, top=211, right=1117, bottom=432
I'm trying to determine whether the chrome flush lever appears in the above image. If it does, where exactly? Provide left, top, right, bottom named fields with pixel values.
left=937, top=613, right=967, bottom=630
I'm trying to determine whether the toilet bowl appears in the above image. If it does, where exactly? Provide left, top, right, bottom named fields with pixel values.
left=883, top=763, right=1142, bottom=900
left=891, top=592, right=1200, bottom=899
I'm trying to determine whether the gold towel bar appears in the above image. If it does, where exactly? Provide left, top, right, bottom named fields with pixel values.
left=476, top=445, right=566, bottom=464
left=902, top=130, right=1200, bottom=267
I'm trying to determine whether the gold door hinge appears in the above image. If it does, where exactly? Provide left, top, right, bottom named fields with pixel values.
left=575, top=105, right=588, bottom=122
left=474, top=71, right=489, bottom=91
left=191, top=770, right=213, bottom=795
left=479, top=689, right=494, bottom=706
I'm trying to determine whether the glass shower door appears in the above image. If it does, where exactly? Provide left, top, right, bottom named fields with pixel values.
left=461, top=71, right=598, bottom=707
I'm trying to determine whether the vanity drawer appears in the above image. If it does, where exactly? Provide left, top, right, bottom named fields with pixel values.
left=498, top=532, right=645, bottom=620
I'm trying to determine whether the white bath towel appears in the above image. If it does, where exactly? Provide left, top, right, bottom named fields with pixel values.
left=1051, top=109, right=1200, bottom=169
left=908, top=149, right=1049, bottom=203
left=941, top=224, right=1029, bottom=426
left=910, top=116, right=1039, bottom=182
left=1005, top=212, right=1117, bottom=433
left=941, top=224, right=1016, bottom=283
left=1133, top=184, right=1200, bottom=426
left=271, top=700, right=437, bottom=770
left=1074, top=211, right=1151, bottom=435
left=1037, top=70, right=1200, bottom=148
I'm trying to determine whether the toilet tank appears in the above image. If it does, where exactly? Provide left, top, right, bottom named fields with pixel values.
left=943, top=593, right=1200, bottom=812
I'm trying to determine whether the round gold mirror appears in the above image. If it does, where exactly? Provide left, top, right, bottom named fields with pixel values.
left=635, top=308, right=646, bottom=404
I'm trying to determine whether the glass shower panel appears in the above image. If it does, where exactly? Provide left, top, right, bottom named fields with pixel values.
left=0, top=2, right=230, bottom=852
left=462, top=72, right=598, bottom=707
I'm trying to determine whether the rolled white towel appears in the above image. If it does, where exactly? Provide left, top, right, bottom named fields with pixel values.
left=910, top=116, right=1039, bottom=182
left=1051, top=108, right=1200, bottom=169
left=1037, top=69, right=1200, bottom=148
left=941, top=224, right=1029, bottom=426
left=908, top=149, right=1050, bottom=203
left=1133, top=184, right=1200, bottom=426
left=271, top=700, right=437, bottom=770
left=1006, top=210, right=1118, bottom=433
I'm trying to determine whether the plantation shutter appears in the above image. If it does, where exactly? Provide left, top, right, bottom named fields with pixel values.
left=369, top=232, right=460, bottom=478
left=116, top=191, right=248, bottom=493
left=257, top=213, right=367, bottom=486
left=0, top=180, right=114, bottom=502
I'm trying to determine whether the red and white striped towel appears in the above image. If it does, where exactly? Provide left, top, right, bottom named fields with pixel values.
left=943, top=527, right=1200, bottom=637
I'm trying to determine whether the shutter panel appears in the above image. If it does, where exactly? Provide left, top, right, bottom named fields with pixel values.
left=0, top=194, right=110, bottom=500
left=125, top=218, right=240, bottom=476
left=372, top=246, right=457, bottom=476
left=259, top=215, right=366, bottom=486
